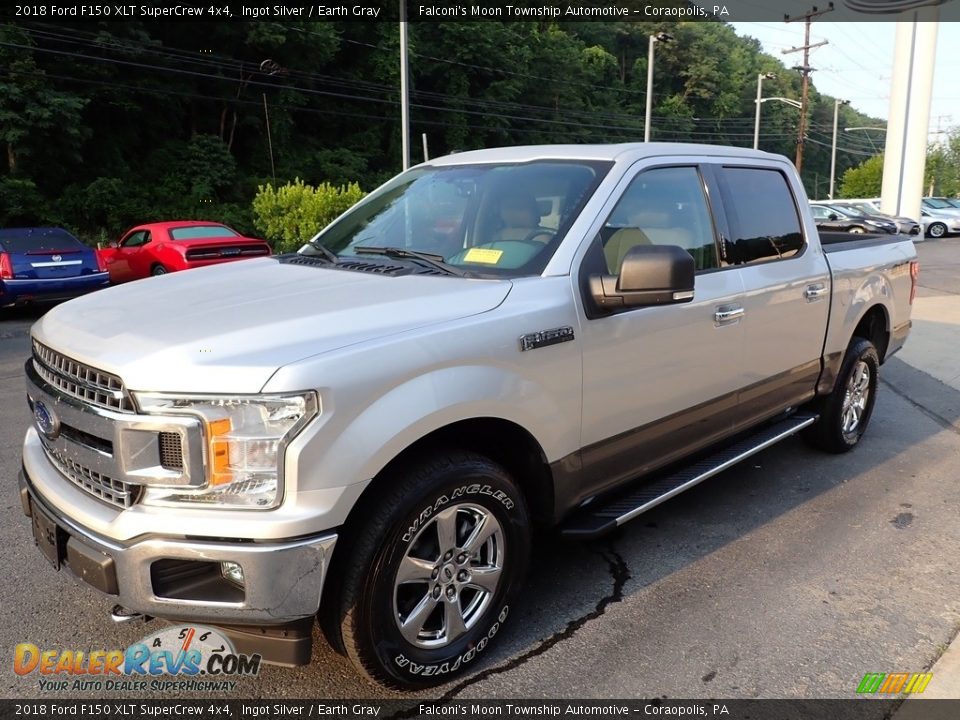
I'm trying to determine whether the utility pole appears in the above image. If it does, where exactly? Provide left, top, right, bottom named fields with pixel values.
left=783, top=3, right=833, bottom=173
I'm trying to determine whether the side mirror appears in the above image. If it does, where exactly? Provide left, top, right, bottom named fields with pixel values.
left=590, top=244, right=695, bottom=310
left=828, top=213, right=839, bottom=221
left=108, top=241, right=119, bottom=249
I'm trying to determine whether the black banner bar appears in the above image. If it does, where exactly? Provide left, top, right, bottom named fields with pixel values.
left=6, top=699, right=960, bottom=720
left=0, top=0, right=955, bottom=23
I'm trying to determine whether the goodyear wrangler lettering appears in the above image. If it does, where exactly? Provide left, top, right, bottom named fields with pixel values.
left=403, top=485, right=514, bottom=542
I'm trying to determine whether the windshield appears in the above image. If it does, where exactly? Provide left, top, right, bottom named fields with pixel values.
left=828, top=205, right=858, bottom=218
left=169, top=225, right=238, bottom=240
left=0, top=228, right=84, bottom=253
left=846, top=202, right=880, bottom=215
left=925, top=198, right=953, bottom=209
left=307, top=160, right=610, bottom=278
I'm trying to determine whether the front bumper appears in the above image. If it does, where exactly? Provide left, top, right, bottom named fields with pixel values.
left=19, top=466, right=337, bottom=625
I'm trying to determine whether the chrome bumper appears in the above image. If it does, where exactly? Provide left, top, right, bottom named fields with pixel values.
left=19, top=468, right=337, bottom=625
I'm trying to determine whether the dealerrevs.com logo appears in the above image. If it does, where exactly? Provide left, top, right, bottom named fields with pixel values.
left=14, top=625, right=260, bottom=693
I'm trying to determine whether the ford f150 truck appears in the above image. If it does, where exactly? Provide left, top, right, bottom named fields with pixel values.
left=18, top=144, right=917, bottom=689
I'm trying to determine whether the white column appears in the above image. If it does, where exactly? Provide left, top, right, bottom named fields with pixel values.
left=399, top=1, right=411, bottom=171
left=880, top=13, right=939, bottom=221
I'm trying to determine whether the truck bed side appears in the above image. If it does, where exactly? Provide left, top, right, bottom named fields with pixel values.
left=818, top=231, right=917, bottom=394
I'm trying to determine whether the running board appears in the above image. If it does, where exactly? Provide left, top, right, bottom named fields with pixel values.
left=561, top=414, right=818, bottom=539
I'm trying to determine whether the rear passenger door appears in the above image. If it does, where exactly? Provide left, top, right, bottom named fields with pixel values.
left=705, top=164, right=831, bottom=430
left=576, top=163, right=746, bottom=498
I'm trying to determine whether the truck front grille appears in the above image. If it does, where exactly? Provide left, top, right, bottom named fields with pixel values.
left=46, top=446, right=142, bottom=509
left=32, top=340, right=134, bottom=413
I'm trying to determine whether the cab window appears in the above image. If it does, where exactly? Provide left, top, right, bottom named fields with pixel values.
left=599, top=166, right=718, bottom=275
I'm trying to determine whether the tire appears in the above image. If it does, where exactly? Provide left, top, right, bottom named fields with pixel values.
left=803, top=337, right=879, bottom=453
left=332, top=451, right=530, bottom=689
left=928, top=222, right=947, bottom=239
left=848, top=226, right=866, bottom=234
left=151, top=264, right=168, bottom=276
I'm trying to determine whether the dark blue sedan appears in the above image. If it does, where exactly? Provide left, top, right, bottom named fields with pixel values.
left=0, top=227, right=110, bottom=308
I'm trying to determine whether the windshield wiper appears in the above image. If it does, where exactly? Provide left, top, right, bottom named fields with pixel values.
left=303, top=240, right=338, bottom=263
left=352, top=246, right=473, bottom=277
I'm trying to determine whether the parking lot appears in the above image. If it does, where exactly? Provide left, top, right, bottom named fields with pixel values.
left=2, top=239, right=959, bottom=701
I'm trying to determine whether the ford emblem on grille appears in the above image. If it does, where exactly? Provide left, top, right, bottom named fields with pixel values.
left=33, top=401, right=60, bottom=440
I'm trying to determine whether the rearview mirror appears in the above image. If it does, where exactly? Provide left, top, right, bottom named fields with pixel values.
left=589, top=244, right=695, bottom=310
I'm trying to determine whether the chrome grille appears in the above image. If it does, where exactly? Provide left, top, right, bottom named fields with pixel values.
left=158, top=432, right=184, bottom=470
left=32, top=340, right=134, bottom=413
left=45, top=446, right=141, bottom=509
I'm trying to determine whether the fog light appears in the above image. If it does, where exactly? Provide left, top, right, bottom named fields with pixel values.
left=221, top=561, right=245, bottom=588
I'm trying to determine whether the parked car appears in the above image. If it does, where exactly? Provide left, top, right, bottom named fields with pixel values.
left=99, top=221, right=272, bottom=283
left=825, top=201, right=920, bottom=236
left=922, top=197, right=960, bottom=216
left=0, top=227, right=109, bottom=308
left=920, top=208, right=960, bottom=238
left=20, top=144, right=917, bottom=689
left=809, top=203, right=897, bottom=234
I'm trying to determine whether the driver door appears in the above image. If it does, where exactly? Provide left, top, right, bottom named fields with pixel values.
left=110, top=230, right=149, bottom=282
left=576, top=163, right=747, bottom=498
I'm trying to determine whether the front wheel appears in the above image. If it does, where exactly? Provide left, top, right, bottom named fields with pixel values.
left=333, top=452, right=530, bottom=689
left=928, top=222, right=947, bottom=238
left=151, top=264, right=168, bottom=276
left=848, top=226, right=866, bottom=234
left=803, top=337, right=879, bottom=453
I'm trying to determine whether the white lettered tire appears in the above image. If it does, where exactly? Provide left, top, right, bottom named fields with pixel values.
left=331, top=451, right=531, bottom=689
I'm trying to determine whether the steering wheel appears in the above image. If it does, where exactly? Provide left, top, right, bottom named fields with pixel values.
left=522, top=228, right=556, bottom=244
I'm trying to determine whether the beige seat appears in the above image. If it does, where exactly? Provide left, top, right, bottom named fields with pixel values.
left=603, top=210, right=693, bottom=273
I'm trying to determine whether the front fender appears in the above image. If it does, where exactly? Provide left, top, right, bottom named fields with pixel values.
left=284, top=363, right=574, bottom=497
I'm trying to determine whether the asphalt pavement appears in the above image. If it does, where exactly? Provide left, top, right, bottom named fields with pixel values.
left=1, top=239, right=959, bottom=704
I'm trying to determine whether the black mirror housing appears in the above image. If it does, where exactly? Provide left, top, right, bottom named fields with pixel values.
left=590, top=244, right=695, bottom=310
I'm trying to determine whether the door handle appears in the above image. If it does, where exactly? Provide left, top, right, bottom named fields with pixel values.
left=805, top=283, right=829, bottom=301
left=714, top=306, right=745, bottom=325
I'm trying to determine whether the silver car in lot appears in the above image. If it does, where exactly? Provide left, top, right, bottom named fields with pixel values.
left=920, top=208, right=960, bottom=238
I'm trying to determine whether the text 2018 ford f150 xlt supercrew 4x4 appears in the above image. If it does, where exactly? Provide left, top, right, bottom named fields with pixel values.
left=18, top=144, right=917, bottom=688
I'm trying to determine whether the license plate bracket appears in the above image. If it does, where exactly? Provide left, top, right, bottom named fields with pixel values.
left=30, top=500, right=64, bottom=570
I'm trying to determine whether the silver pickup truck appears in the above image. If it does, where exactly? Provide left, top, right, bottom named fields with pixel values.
left=18, top=144, right=918, bottom=689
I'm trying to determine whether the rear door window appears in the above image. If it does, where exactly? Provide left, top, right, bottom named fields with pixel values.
left=717, top=167, right=804, bottom=266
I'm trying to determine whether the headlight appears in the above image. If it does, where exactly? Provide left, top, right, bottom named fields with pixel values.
left=133, top=392, right=318, bottom=509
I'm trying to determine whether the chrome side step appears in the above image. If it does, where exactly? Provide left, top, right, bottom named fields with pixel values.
left=561, top=414, right=818, bottom=539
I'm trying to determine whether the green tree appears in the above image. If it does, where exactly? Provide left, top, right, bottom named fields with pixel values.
left=252, top=179, right=365, bottom=253
left=839, top=154, right=884, bottom=198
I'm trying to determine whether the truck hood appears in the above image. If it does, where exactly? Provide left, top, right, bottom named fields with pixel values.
left=33, top=258, right=512, bottom=394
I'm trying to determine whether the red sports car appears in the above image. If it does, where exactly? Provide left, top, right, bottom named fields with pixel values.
left=99, top=221, right=272, bottom=283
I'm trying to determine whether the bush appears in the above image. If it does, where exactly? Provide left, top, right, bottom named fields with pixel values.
left=252, top=178, right=365, bottom=254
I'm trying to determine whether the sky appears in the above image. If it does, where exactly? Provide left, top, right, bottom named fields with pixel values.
left=730, top=21, right=960, bottom=146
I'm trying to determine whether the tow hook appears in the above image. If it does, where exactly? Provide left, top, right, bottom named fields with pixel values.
left=110, top=604, right=153, bottom=624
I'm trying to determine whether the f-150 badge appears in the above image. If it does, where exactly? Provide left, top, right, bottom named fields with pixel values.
left=520, top=326, right=575, bottom=352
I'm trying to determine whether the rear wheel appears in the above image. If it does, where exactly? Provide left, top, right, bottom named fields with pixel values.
left=332, top=451, right=530, bottom=689
left=928, top=222, right=947, bottom=238
left=151, top=264, right=167, bottom=276
left=803, top=337, right=879, bottom=453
